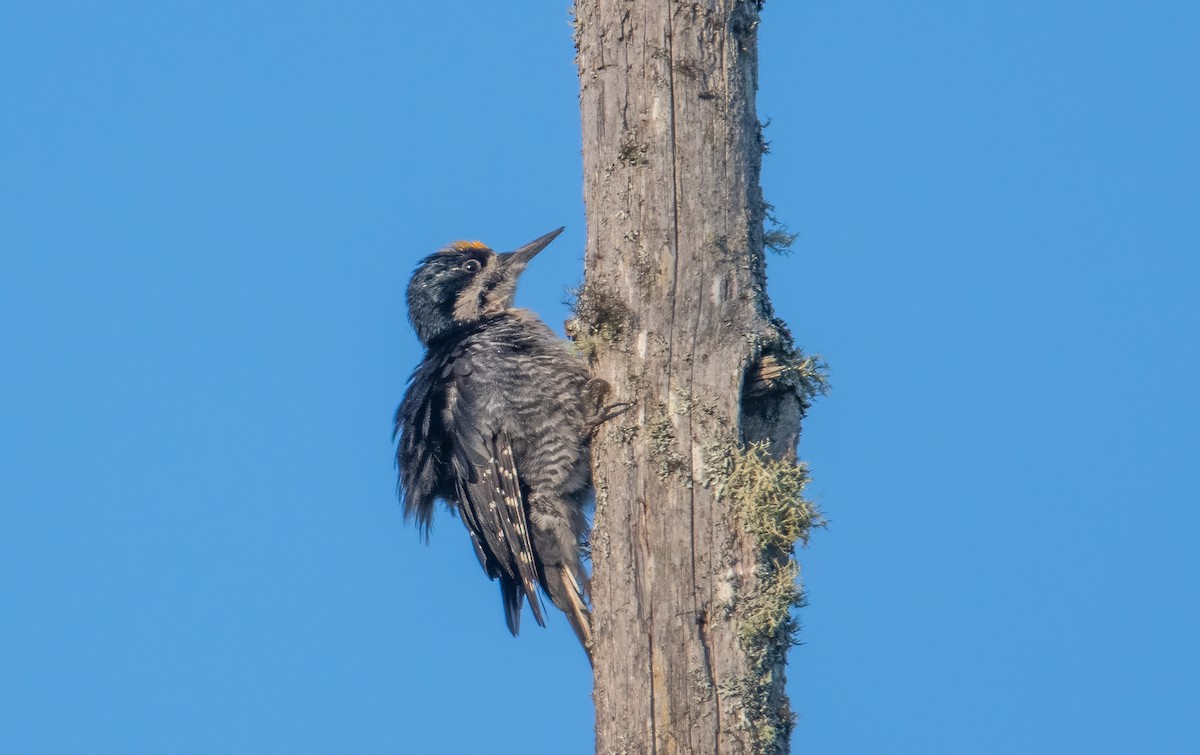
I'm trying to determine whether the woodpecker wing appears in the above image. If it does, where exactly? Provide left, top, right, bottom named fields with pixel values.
left=446, top=391, right=547, bottom=630
left=446, top=348, right=549, bottom=628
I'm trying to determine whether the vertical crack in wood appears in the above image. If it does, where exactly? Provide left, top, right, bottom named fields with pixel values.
left=664, top=5, right=681, bottom=400
left=697, top=606, right=722, bottom=750
left=647, top=630, right=659, bottom=755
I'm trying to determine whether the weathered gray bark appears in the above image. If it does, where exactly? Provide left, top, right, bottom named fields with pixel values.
left=572, top=2, right=815, bottom=753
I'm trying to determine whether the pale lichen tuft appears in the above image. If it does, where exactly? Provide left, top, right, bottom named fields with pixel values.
left=724, top=442, right=822, bottom=552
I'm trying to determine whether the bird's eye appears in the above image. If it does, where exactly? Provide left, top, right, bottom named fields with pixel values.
left=462, top=259, right=482, bottom=273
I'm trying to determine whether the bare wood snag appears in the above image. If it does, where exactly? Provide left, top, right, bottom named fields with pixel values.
left=572, top=1, right=825, bottom=753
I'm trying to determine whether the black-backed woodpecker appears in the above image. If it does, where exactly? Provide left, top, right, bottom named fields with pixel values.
left=394, top=227, right=599, bottom=654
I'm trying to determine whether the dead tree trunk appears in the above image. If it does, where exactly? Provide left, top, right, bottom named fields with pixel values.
left=572, top=2, right=823, bottom=753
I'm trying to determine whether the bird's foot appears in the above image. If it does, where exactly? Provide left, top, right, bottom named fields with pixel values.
left=582, top=378, right=632, bottom=437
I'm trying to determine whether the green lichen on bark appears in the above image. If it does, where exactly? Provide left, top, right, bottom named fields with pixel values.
left=714, top=441, right=822, bottom=753
left=725, top=442, right=821, bottom=552
left=618, top=137, right=649, bottom=167
left=727, top=561, right=803, bottom=751
left=564, top=282, right=634, bottom=362
left=646, top=406, right=688, bottom=482
left=762, top=200, right=798, bottom=255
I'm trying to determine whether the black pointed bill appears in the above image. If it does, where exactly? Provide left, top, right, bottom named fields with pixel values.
left=501, top=226, right=565, bottom=268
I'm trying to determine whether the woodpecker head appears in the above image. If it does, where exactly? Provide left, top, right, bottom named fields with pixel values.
left=406, top=227, right=564, bottom=345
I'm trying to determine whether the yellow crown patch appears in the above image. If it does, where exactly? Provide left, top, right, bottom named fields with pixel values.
left=447, top=240, right=491, bottom=252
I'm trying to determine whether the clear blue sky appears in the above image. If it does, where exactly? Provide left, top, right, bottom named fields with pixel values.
left=2, top=2, right=1197, bottom=753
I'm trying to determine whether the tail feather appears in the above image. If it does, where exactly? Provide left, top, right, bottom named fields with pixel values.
left=500, top=578, right=525, bottom=636
left=557, top=566, right=593, bottom=664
